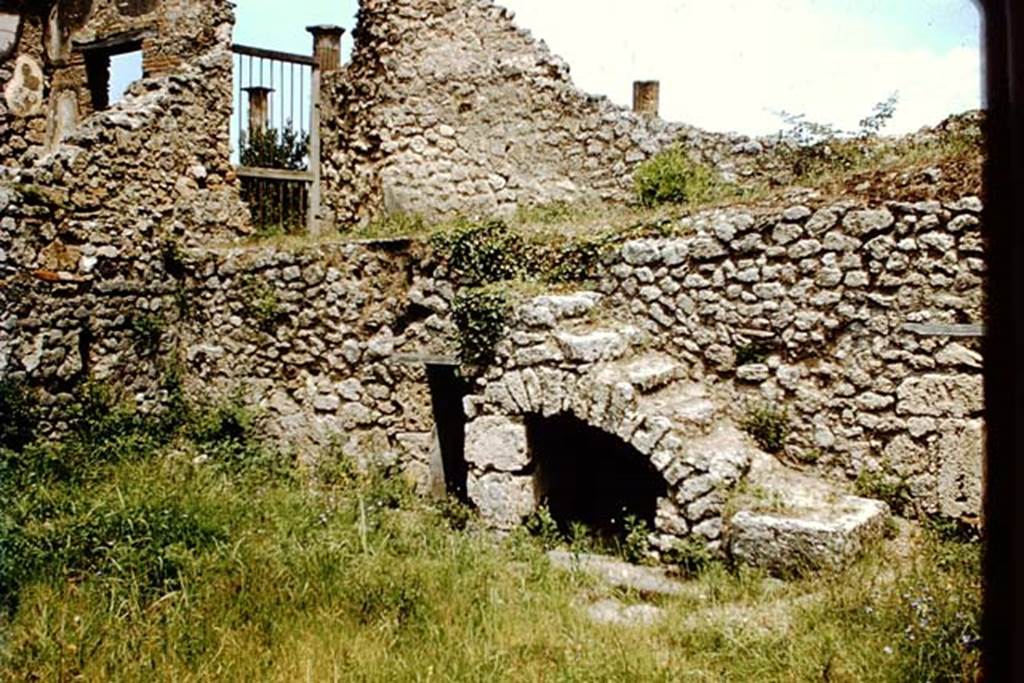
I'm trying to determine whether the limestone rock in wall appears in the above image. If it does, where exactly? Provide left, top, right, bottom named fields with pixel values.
left=935, top=419, right=984, bottom=522
left=4, top=55, right=44, bottom=117
left=467, top=471, right=537, bottom=530
left=465, top=415, right=529, bottom=472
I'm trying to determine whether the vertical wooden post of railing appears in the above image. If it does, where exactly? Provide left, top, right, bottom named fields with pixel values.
left=244, top=86, right=273, bottom=134
left=306, top=25, right=345, bottom=236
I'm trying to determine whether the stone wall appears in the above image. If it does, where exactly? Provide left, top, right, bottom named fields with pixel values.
left=319, top=0, right=770, bottom=226
left=590, top=196, right=985, bottom=522
left=0, top=0, right=250, bottom=423
left=179, top=240, right=459, bottom=491
left=2, top=0, right=235, bottom=164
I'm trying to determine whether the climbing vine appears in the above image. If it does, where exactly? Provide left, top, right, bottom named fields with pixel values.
left=451, top=286, right=509, bottom=368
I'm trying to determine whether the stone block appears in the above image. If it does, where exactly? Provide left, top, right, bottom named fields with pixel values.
left=896, top=374, right=983, bottom=417
left=467, top=471, right=536, bottom=529
left=465, top=416, right=529, bottom=472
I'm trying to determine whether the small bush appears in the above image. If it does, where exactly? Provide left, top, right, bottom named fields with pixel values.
left=240, top=276, right=282, bottom=332
left=0, top=379, right=37, bottom=452
left=430, top=219, right=528, bottom=286
left=855, top=468, right=914, bottom=517
left=436, top=496, right=474, bottom=532
left=452, top=286, right=509, bottom=368
left=240, top=122, right=309, bottom=171
left=186, top=395, right=284, bottom=477
left=741, top=402, right=791, bottom=454
left=621, top=515, right=651, bottom=564
left=634, top=146, right=725, bottom=207
left=129, top=313, right=165, bottom=356
left=524, top=504, right=561, bottom=550
left=663, top=536, right=713, bottom=577
left=541, top=237, right=604, bottom=283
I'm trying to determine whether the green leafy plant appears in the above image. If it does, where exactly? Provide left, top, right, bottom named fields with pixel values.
left=735, top=341, right=774, bottom=367
left=741, top=402, right=791, bottom=454
left=0, top=379, right=37, bottom=452
left=524, top=504, right=561, bottom=550
left=430, top=219, right=528, bottom=286
left=452, top=286, right=509, bottom=368
left=621, top=514, right=651, bottom=564
left=795, top=449, right=822, bottom=466
left=855, top=468, right=914, bottom=517
left=437, top=496, right=474, bottom=532
left=240, top=122, right=309, bottom=171
left=772, top=93, right=900, bottom=180
left=663, top=536, right=713, bottom=577
left=634, top=145, right=728, bottom=207
left=129, top=313, right=165, bottom=356
left=541, top=237, right=604, bottom=283
left=240, top=276, right=282, bottom=332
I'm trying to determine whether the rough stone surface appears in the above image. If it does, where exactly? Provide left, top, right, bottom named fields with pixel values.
left=547, top=550, right=687, bottom=597
left=467, top=471, right=536, bottom=530
left=465, top=415, right=529, bottom=472
left=726, top=453, right=891, bottom=575
left=584, top=598, right=664, bottom=627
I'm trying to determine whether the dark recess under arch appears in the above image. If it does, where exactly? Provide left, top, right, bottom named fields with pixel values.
left=527, top=413, right=667, bottom=542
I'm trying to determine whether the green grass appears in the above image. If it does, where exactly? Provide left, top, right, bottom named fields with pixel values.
left=0, top=385, right=981, bottom=681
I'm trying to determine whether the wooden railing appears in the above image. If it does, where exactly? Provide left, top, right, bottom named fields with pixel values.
left=232, top=43, right=322, bottom=235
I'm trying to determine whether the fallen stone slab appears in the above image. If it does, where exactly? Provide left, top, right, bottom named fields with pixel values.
left=584, top=598, right=664, bottom=627
left=724, top=452, right=890, bottom=576
left=547, top=550, right=687, bottom=597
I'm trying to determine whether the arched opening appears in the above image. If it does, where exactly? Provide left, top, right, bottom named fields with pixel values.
left=527, top=413, right=667, bottom=543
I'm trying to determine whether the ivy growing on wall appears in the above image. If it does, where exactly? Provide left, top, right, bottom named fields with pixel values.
left=451, top=287, right=509, bottom=368
left=429, top=219, right=528, bottom=286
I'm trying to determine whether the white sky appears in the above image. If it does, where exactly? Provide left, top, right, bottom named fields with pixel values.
left=114, top=0, right=984, bottom=137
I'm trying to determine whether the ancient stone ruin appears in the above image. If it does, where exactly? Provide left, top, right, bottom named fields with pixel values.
left=1, top=0, right=985, bottom=574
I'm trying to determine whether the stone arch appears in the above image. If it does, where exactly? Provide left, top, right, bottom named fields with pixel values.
left=462, top=365, right=751, bottom=549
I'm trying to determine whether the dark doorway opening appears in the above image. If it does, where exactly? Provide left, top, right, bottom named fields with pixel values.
left=527, top=413, right=667, bottom=542
left=426, top=364, right=469, bottom=502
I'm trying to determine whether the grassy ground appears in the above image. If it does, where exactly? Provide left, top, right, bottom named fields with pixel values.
left=0, top=383, right=981, bottom=681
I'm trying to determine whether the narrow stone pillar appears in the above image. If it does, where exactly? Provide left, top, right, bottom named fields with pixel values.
left=306, top=25, right=345, bottom=73
left=633, top=80, right=660, bottom=118
left=243, top=86, right=273, bottom=134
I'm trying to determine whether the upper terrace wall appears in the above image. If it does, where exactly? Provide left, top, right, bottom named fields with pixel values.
left=319, top=0, right=770, bottom=226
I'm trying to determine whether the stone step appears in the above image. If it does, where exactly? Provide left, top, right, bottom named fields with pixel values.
left=517, top=291, right=603, bottom=328
left=592, top=352, right=686, bottom=395
left=724, top=452, right=890, bottom=576
left=553, top=328, right=633, bottom=363
left=637, top=380, right=718, bottom=433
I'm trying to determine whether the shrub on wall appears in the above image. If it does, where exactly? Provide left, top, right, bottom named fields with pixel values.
left=430, top=219, right=528, bottom=286
left=741, top=401, right=791, bottom=454
left=634, top=146, right=723, bottom=207
left=452, top=286, right=509, bottom=368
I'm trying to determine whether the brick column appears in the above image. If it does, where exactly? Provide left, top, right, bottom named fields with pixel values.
left=243, top=86, right=274, bottom=134
left=633, top=81, right=660, bottom=118
left=306, top=25, right=345, bottom=73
